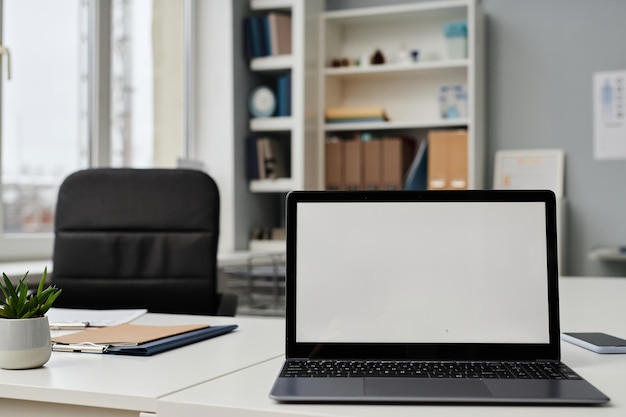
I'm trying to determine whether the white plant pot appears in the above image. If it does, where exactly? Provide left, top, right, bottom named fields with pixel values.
left=0, top=316, right=52, bottom=369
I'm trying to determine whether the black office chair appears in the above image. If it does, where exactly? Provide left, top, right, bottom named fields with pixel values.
left=50, top=168, right=237, bottom=316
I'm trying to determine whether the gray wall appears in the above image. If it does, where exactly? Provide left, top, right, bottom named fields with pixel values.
left=327, top=0, right=626, bottom=276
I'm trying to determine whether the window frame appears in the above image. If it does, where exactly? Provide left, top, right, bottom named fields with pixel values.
left=0, top=0, right=193, bottom=262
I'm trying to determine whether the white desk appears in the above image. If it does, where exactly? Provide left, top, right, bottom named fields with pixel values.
left=156, top=277, right=626, bottom=417
left=0, top=314, right=284, bottom=417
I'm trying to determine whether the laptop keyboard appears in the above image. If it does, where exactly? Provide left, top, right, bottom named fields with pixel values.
left=281, top=360, right=582, bottom=380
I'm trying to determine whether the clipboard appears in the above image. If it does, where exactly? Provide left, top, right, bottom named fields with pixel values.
left=52, top=323, right=238, bottom=356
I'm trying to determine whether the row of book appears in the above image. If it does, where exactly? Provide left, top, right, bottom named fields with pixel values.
left=325, top=107, right=389, bottom=124
left=325, top=136, right=417, bottom=191
left=246, top=136, right=290, bottom=181
left=323, top=129, right=468, bottom=191
left=250, top=227, right=286, bottom=241
left=243, top=12, right=292, bottom=59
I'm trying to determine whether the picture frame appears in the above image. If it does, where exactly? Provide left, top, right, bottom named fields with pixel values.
left=493, top=149, right=564, bottom=198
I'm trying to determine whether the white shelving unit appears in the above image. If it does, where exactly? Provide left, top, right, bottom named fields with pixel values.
left=247, top=0, right=323, bottom=194
left=317, top=0, right=485, bottom=189
left=243, top=0, right=322, bottom=251
left=589, top=246, right=626, bottom=262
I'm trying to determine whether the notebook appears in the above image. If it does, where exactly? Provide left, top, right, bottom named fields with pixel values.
left=269, top=190, right=609, bottom=404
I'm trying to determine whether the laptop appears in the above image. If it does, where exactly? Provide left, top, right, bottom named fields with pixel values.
left=269, top=190, right=609, bottom=404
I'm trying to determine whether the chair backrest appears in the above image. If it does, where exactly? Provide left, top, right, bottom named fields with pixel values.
left=51, top=168, right=221, bottom=315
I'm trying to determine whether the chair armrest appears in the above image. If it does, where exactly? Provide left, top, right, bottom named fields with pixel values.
left=216, top=292, right=238, bottom=317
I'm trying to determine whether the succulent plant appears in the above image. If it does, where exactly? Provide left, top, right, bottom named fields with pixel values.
left=0, top=267, right=61, bottom=319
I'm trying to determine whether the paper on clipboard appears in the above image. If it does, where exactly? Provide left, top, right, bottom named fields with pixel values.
left=51, top=323, right=211, bottom=347
left=46, top=308, right=147, bottom=327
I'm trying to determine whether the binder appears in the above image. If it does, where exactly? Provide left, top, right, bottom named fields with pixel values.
left=427, top=130, right=450, bottom=190
left=52, top=323, right=238, bottom=356
left=325, top=140, right=345, bottom=190
left=363, top=139, right=383, bottom=190
left=448, top=130, right=468, bottom=189
left=427, top=130, right=468, bottom=190
left=344, top=139, right=363, bottom=190
left=381, top=137, right=415, bottom=190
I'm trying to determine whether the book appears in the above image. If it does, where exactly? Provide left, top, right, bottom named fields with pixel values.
left=276, top=73, right=291, bottom=116
left=325, top=107, right=389, bottom=121
left=246, top=136, right=260, bottom=180
left=261, top=14, right=271, bottom=56
left=268, top=12, right=292, bottom=55
left=325, top=117, right=387, bottom=123
left=261, top=137, right=289, bottom=179
left=248, top=16, right=264, bottom=58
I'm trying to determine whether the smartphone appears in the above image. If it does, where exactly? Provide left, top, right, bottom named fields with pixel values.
left=562, top=332, right=626, bottom=354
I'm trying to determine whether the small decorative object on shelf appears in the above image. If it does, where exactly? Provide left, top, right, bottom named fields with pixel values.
left=370, top=49, right=385, bottom=65
left=443, top=20, right=468, bottom=59
left=0, top=267, right=61, bottom=369
left=439, top=84, right=468, bottom=119
left=248, top=85, right=277, bottom=118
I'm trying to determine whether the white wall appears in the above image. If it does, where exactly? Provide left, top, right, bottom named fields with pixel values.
left=193, top=0, right=236, bottom=252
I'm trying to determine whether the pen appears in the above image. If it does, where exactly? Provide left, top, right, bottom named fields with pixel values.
left=49, top=322, right=90, bottom=330
left=52, top=342, right=108, bottom=353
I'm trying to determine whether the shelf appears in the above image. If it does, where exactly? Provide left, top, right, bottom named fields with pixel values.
left=325, top=118, right=470, bottom=132
left=324, top=59, right=469, bottom=78
left=323, top=0, right=469, bottom=21
left=249, top=177, right=296, bottom=192
left=250, top=55, right=294, bottom=71
left=248, top=239, right=286, bottom=252
left=251, top=0, right=293, bottom=11
left=250, top=116, right=293, bottom=132
left=589, top=246, right=626, bottom=262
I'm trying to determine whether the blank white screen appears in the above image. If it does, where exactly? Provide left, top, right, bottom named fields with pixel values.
left=295, top=201, right=550, bottom=344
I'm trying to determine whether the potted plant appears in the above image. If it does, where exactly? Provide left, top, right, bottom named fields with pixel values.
left=0, top=267, right=61, bottom=369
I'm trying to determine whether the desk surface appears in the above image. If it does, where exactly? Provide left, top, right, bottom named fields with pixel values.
left=0, top=314, right=284, bottom=416
left=156, top=277, right=626, bottom=417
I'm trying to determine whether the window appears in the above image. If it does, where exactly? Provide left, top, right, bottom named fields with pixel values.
left=0, top=0, right=187, bottom=261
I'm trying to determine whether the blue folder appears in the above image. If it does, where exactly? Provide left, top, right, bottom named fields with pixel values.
left=106, top=324, right=238, bottom=356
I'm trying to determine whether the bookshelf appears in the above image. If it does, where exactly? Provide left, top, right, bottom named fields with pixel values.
left=243, top=0, right=323, bottom=248
left=318, top=0, right=485, bottom=190
left=246, top=0, right=322, bottom=193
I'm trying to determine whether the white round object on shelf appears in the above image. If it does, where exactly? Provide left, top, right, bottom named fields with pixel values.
left=248, top=86, right=276, bottom=117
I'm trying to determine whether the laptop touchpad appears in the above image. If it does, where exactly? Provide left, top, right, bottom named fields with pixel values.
left=364, top=379, right=492, bottom=398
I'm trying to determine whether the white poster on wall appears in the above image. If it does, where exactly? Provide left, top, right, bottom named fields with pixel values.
left=593, top=71, right=626, bottom=160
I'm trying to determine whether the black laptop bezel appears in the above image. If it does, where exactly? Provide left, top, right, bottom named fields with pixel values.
left=284, top=190, right=561, bottom=362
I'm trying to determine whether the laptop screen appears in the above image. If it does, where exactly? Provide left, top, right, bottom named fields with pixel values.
left=286, top=190, right=560, bottom=361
